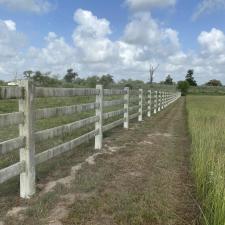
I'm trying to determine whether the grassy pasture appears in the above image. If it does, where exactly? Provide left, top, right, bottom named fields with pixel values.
left=0, top=91, right=143, bottom=217
left=188, top=86, right=225, bottom=95
left=187, top=96, right=225, bottom=225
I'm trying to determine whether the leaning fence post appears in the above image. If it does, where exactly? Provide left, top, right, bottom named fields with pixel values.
left=138, top=89, right=143, bottom=121
left=95, top=85, right=103, bottom=150
left=124, top=87, right=129, bottom=129
left=147, top=90, right=151, bottom=117
left=18, top=79, right=36, bottom=199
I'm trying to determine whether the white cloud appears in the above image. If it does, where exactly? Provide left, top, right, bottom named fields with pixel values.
left=0, top=20, right=26, bottom=80
left=1, top=9, right=225, bottom=84
left=24, top=32, right=76, bottom=74
left=192, top=0, right=225, bottom=20
left=72, top=9, right=117, bottom=64
left=0, top=0, right=54, bottom=13
left=0, top=10, right=185, bottom=82
left=126, top=0, right=176, bottom=11
left=198, top=28, right=225, bottom=54
left=3, top=20, right=16, bottom=30
left=123, top=12, right=180, bottom=61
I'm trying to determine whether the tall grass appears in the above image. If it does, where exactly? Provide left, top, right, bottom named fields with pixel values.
left=187, top=96, right=225, bottom=225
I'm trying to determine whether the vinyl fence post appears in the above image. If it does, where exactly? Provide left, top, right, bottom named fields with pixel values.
left=162, top=91, right=165, bottom=109
left=95, top=85, right=103, bottom=150
left=158, top=91, right=161, bottom=112
left=18, top=79, right=36, bottom=199
left=147, top=90, right=151, bottom=117
left=154, top=91, right=157, bottom=114
left=161, top=91, right=163, bottom=110
left=160, top=91, right=163, bottom=110
left=164, top=92, right=166, bottom=107
left=138, top=89, right=143, bottom=121
left=124, top=87, right=129, bottom=129
left=166, top=92, right=169, bottom=106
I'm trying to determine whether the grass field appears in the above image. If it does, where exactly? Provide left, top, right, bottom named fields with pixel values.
left=188, top=86, right=225, bottom=95
left=187, top=96, right=225, bottom=225
left=1, top=97, right=199, bottom=225
left=0, top=92, right=142, bottom=218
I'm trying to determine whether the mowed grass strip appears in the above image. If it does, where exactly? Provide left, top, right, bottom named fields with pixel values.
left=187, top=96, right=225, bottom=225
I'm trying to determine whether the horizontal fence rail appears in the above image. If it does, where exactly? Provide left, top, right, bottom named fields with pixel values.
left=0, top=112, right=24, bottom=127
left=103, top=109, right=125, bottom=120
left=0, top=137, right=25, bottom=155
left=35, top=102, right=98, bottom=120
left=103, top=89, right=127, bottom=96
left=35, top=87, right=99, bottom=97
left=0, top=81, right=181, bottom=199
left=35, top=129, right=99, bottom=165
left=0, top=86, right=24, bottom=99
left=35, top=116, right=99, bottom=142
left=103, top=99, right=125, bottom=107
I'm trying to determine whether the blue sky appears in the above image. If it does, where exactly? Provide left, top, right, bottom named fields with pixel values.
left=0, top=0, right=225, bottom=84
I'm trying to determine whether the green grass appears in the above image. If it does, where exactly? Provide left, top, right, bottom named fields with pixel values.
left=187, top=96, right=225, bottom=225
left=0, top=94, right=129, bottom=217
left=188, top=86, right=225, bottom=95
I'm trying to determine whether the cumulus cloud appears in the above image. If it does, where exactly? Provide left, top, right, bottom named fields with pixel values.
left=192, top=0, right=225, bottom=20
left=196, top=28, right=225, bottom=80
left=0, top=9, right=189, bottom=82
left=1, top=9, right=225, bottom=84
left=72, top=9, right=117, bottom=64
left=198, top=28, right=225, bottom=54
left=0, top=0, right=54, bottom=13
left=3, top=20, right=16, bottom=30
left=123, top=12, right=180, bottom=54
left=0, top=20, right=26, bottom=79
left=126, top=0, right=176, bottom=11
left=24, top=32, right=76, bottom=75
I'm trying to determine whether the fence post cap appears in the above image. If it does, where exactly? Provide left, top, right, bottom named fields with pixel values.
left=96, top=84, right=103, bottom=89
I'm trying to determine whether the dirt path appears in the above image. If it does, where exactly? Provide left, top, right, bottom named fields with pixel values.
left=4, top=98, right=199, bottom=225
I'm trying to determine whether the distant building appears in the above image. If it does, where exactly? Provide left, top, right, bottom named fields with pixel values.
left=7, top=79, right=21, bottom=86
left=7, top=81, right=17, bottom=86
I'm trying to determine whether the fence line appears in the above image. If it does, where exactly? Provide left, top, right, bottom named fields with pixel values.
left=0, top=80, right=181, bottom=199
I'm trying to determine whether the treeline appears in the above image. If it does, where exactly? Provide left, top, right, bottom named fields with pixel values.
left=1, top=68, right=224, bottom=92
left=22, top=69, right=143, bottom=89
left=177, top=69, right=224, bottom=95
left=1, top=69, right=177, bottom=90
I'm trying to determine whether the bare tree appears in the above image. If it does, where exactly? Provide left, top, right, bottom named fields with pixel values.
left=149, top=64, right=159, bottom=84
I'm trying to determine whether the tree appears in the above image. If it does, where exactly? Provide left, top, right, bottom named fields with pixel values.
left=23, top=70, right=33, bottom=79
left=99, top=74, right=114, bottom=88
left=149, top=64, right=159, bottom=84
left=205, top=79, right=222, bottom=86
left=64, top=69, right=78, bottom=83
left=74, top=77, right=86, bottom=86
left=35, top=71, right=61, bottom=86
left=0, top=80, right=5, bottom=86
left=86, top=76, right=100, bottom=88
left=177, top=80, right=190, bottom=96
left=164, top=75, right=173, bottom=85
left=185, top=69, right=197, bottom=86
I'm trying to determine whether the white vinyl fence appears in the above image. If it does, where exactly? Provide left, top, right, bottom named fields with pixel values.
left=0, top=80, right=181, bottom=198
